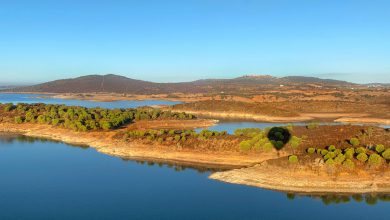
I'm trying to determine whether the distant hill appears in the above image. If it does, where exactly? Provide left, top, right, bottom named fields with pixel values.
left=4, top=74, right=356, bottom=94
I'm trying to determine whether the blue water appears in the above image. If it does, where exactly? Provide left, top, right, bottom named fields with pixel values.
left=0, top=134, right=388, bottom=220
left=196, top=121, right=307, bottom=134
left=197, top=121, right=349, bottom=134
left=0, top=93, right=181, bottom=109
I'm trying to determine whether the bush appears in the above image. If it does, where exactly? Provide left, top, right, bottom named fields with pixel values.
left=382, top=149, right=390, bottom=160
left=375, top=144, right=385, bottom=153
left=350, top=138, right=360, bottom=147
left=344, top=149, right=354, bottom=159
left=356, top=153, right=368, bottom=162
left=51, top=118, right=60, bottom=126
left=342, top=159, right=355, bottom=169
left=262, top=143, right=273, bottom=152
left=307, top=148, right=316, bottom=154
left=253, top=142, right=261, bottom=151
left=239, top=141, right=252, bottom=151
left=307, top=122, right=319, bottom=129
left=356, top=147, right=366, bottom=154
left=328, top=145, right=336, bottom=152
left=334, top=149, right=342, bottom=155
left=368, top=153, right=383, bottom=166
left=4, top=103, right=14, bottom=112
left=174, top=135, right=181, bottom=142
left=321, top=149, right=329, bottom=156
left=14, top=116, right=23, bottom=124
left=334, top=154, right=346, bottom=164
left=289, top=136, right=302, bottom=149
left=324, top=152, right=336, bottom=160
left=288, top=155, right=299, bottom=163
left=325, top=158, right=335, bottom=166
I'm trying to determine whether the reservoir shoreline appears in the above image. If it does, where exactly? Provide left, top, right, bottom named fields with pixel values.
left=1, top=122, right=389, bottom=194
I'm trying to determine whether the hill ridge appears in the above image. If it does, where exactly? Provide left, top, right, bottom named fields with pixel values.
left=3, top=74, right=356, bottom=94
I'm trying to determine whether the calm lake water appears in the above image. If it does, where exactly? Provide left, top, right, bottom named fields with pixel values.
left=0, top=93, right=181, bottom=109
left=0, top=134, right=389, bottom=220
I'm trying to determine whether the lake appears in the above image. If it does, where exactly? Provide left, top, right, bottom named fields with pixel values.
left=0, top=93, right=181, bottom=109
left=0, top=134, right=389, bottom=220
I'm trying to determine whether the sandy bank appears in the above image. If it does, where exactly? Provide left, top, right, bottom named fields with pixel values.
left=169, top=109, right=312, bottom=122
left=210, top=161, right=390, bottom=194
left=172, top=109, right=390, bottom=125
left=335, top=117, right=390, bottom=125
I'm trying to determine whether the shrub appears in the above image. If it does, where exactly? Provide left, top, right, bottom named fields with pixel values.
left=324, top=152, right=336, bottom=160
left=356, top=153, right=368, bottom=162
left=286, top=124, right=294, bottom=132
left=3, top=103, right=14, bottom=112
left=307, top=122, right=319, bottom=129
left=51, top=118, right=60, bottom=126
left=325, top=158, right=335, bottom=166
left=289, top=136, right=302, bottom=149
left=334, top=149, right=342, bottom=155
left=350, top=138, right=360, bottom=147
left=344, top=149, right=354, bottom=159
left=334, top=154, right=346, bottom=164
left=321, top=149, right=328, bottom=156
left=157, top=137, right=164, bottom=143
left=307, top=148, right=316, bottom=154
left=328, top=145, right=336, bottom=152
left=382, top=149, right=390, bottom=160
left=316, top=148, right=322, bottom=155
left=262, top=143, right=273, bottom=152
left=342, top=159, right=355, bottom=169
left=14, top=116, right=23, bottom=124
left=288, top=155, right=299, bottom=163
left=356, top=147, right=366, bottom=154
left=375, top=144, right=385, bottom=153
left=253, top=142, right=261, bottom=151
left=239, top=141, right=252, bottom=151
left=368, top=153, right=383, bottom=166
left=174, top=135, right=181, bottom=142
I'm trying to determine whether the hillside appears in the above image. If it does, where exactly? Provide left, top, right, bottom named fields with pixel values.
left=4, top=74, right=355, bottom=94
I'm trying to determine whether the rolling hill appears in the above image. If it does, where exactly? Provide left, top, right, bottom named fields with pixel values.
left=4, top=74, right=355, bottom=94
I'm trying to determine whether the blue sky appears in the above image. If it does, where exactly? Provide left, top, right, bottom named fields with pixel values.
left=1, top=0, right=389, bottom=84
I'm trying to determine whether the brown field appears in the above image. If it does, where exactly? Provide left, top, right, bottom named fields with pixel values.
left=35, top=85, right=390, bottom=124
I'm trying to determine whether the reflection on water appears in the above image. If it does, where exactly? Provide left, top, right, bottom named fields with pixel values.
left=286, top=193, right=390, bottom=205
left=121, top=158, right=230, bottom=173
left=0, top=132, right=89, bottom=149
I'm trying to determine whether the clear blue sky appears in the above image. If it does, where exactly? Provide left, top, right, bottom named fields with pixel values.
left=1, top=0, right=389, bottom=85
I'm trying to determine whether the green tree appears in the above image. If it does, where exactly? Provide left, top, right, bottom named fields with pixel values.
left=375, top=144, right=385, bottom=153
left=356, top=153, right=368, bottom=162
left=368, top=153, right=383, bottom=166
left=350, top=138, right=360, bottom=147
left=14, top=116, right=23, bottom=124
left=382, top=149, right=390, bottom=160
left=288, top=155, right=299, bottom=163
